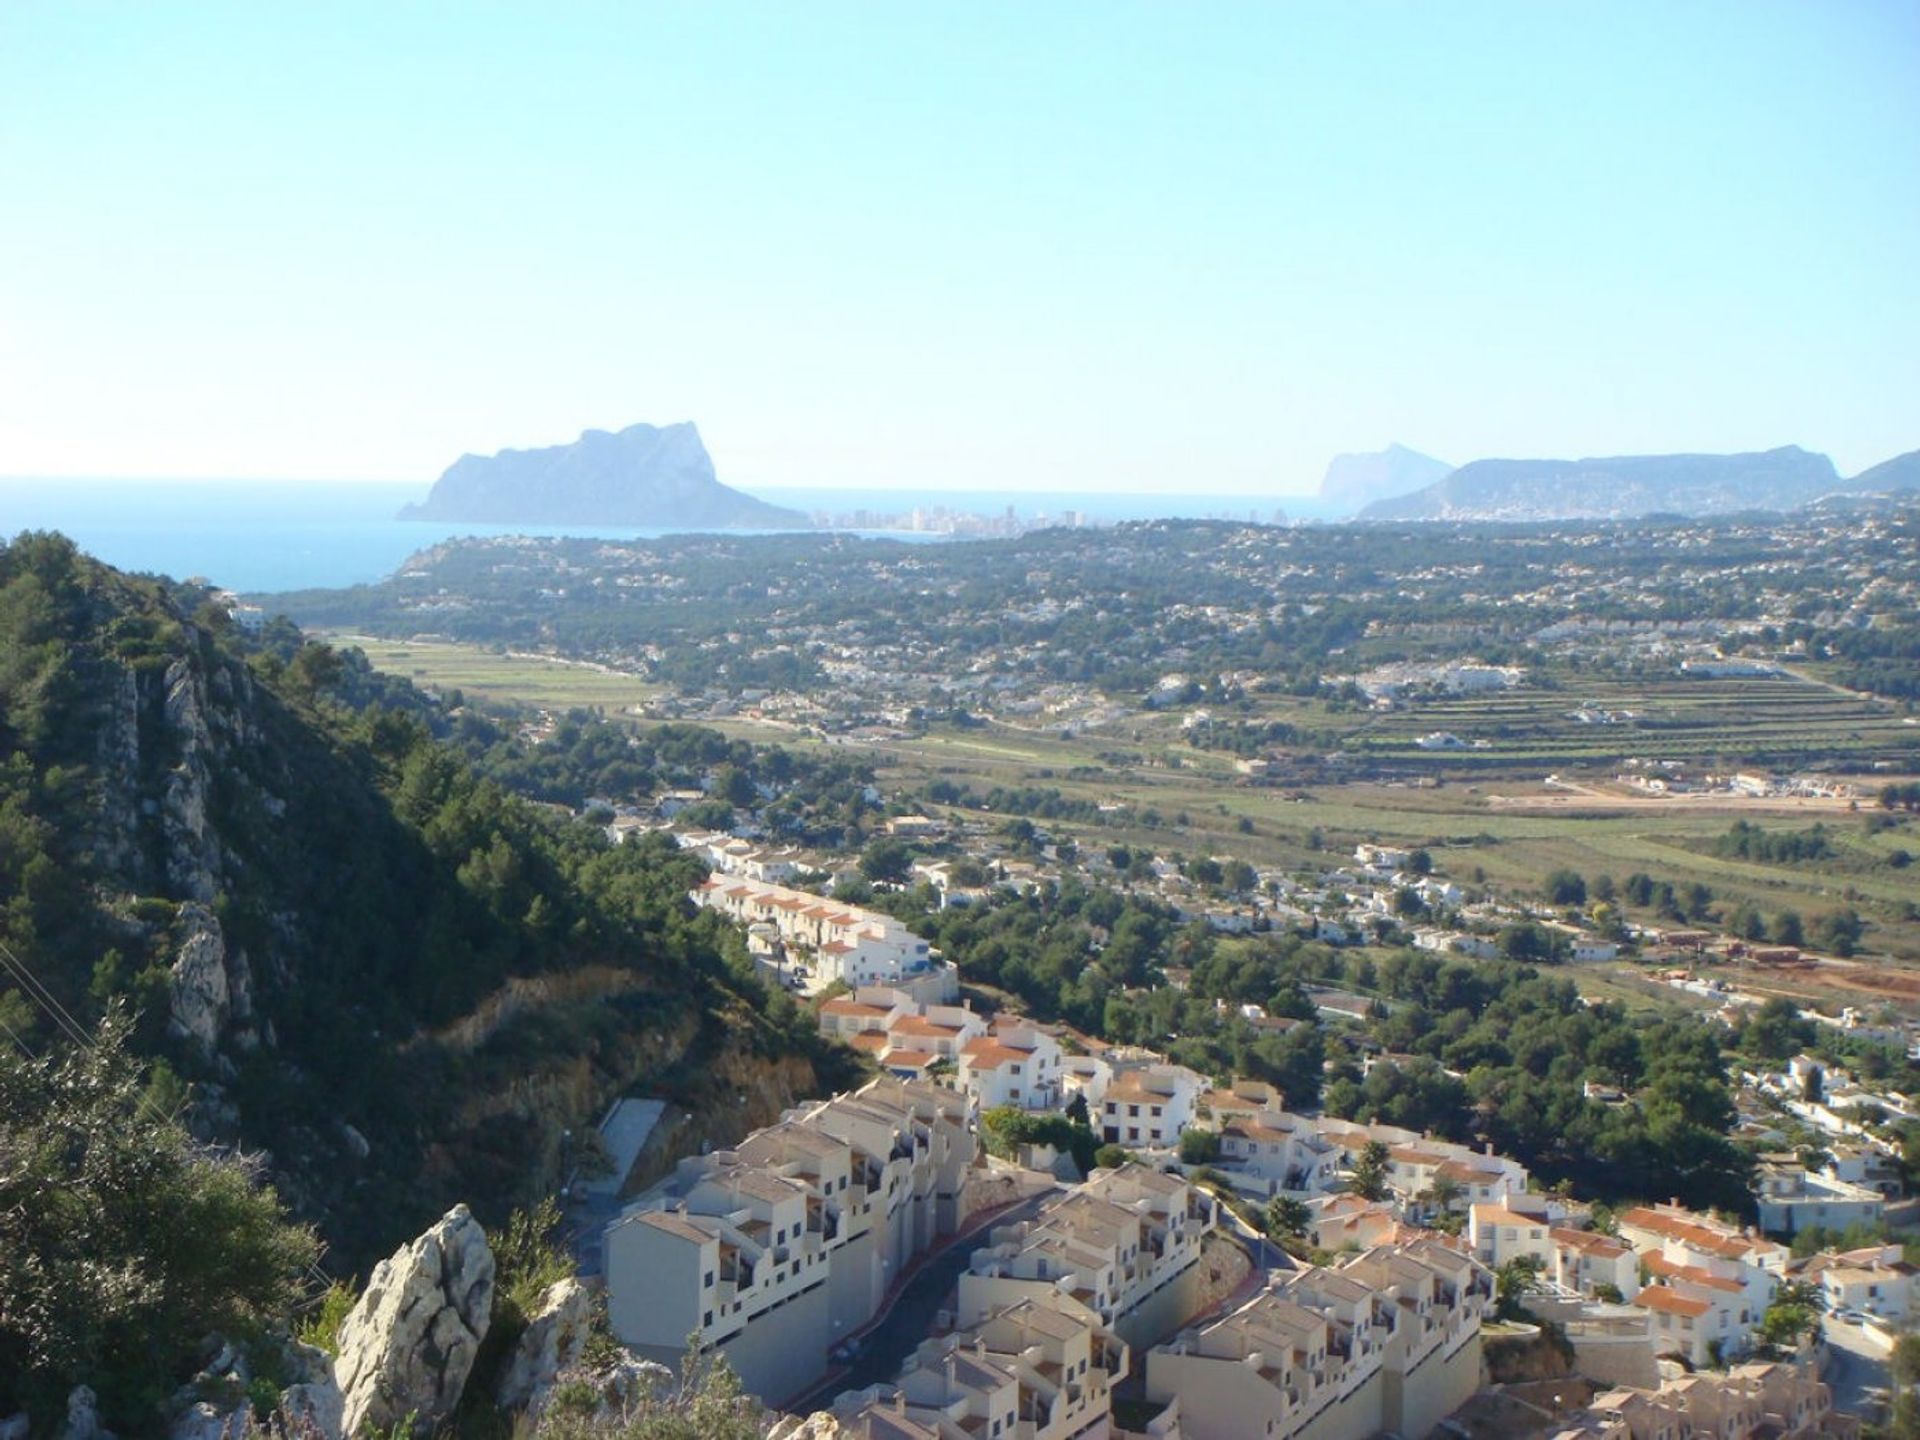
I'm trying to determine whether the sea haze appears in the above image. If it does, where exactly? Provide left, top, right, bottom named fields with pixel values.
left=0, top=479, right=1323, bottom=594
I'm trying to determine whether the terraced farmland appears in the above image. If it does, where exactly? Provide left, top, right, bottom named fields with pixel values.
left=1341, top=674, right=1919, bottom=770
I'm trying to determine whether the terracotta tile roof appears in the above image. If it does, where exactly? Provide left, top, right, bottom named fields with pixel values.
left=889, top=1015, right=963, bottom=1039
left=821, top=999, right=892, bottom=1018
left=1551, top=1226, right=1631, bottom=1258
left=961, top=1040, right=1032, bottom=1071
left=1635, top=1286, right=1711, bottom=1317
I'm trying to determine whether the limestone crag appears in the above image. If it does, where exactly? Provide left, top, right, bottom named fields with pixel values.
left=335, top=1205, right=496, bottom=1434
left=277, top=1340, right=345, bottom=1440
left=399, top=421, right=810, bottom=529
left=57, top=1388, right=111, bottom=1440
left=166, top=903, right=242, bottom=1059
left=495, top=1278, right=594, bottom=1410
left=165, top=1404, right=247, bottom=1440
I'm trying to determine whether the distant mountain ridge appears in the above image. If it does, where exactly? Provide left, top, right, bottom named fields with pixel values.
left=1317, top=444, right=1453, bottom=511
left=399, top=421, right=809, bottom=529
left=1359, top=445, right=1844, bottom=521
left=1848, top=447, right=1920, bottom=494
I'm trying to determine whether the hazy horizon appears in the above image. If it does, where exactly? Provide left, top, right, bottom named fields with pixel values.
left=3, top=3, right=1916, bottom=492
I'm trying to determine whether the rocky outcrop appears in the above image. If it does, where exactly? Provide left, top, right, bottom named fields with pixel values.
left=398, top=421, right=809, bottom=529
left=495, top=1278, right=593, bottom=1410
left=166, top=903, right=231, bottom=1057
left=160, top=657, right=223, bottom=903
left=769, top=1414, right=849, bottom=1440
left=165, top=1404, right=247, bottom=1440
left=335, top=1205, right=496, bottom=1434
left=278, top=1340, right=345, bottom=1440
left=57, top=1388, right=112, bottom=1440
left=1317, top=444, right=1453, bottom=512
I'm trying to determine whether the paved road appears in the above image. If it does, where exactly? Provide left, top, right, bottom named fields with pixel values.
left=784, top=1191, right=1054, bottom=1413
left=1824, top=1318, right=1892, bottom=1422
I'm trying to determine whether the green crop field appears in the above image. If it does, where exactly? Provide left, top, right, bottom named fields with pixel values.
left=327, top=633, right=665, bottom=711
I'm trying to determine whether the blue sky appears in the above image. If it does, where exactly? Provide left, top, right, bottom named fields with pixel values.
left=1, top=2, right=1915, bottom=494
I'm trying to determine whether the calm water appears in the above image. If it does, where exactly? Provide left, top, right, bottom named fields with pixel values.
left=0, top=479, right=1327, bottom=595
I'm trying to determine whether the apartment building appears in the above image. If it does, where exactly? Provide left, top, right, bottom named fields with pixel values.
left=1146, top=1239, right=1489, bottom=1440
left=830, top=1293, right=1129, bottom=1440
left=1753, top=1160, right=1886, bottom=1237
left=1313, top=1119, right=1529, bottom=1213
left=694, top=876, right=957, bottom=999
left=605, top=1077, right=975, bottom=1401
left=1797, top=1243, right=1919, bottom=1320
left=961, top=1166, right=1218, bottom=1345
left=818, top=988, right=989, bottom=1083
left=1551, top=1355, right=1854, bottom=1440
left=1551, top=1226, right=1641, bottom=1301
left=1097, top=1063, right=1204, bottom=1150
left=1466, top=1204, right=1639, bottom=1301
left=1616, top=1202, right=1784, bottom=1349
left=1307, top=1194, right=1406, bottom=1252
left=960, top=1023, right=1065, bottom=1112
left=1216, top=1109, right=1343, bottom=1197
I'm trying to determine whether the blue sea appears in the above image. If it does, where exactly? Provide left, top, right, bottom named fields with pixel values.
left=0, top=478, right=1331, bottom=595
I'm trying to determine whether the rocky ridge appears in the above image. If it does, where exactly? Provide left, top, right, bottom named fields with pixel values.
left=1360, top=446, right=1842, bottom=521
left=399, top=421, right=810, bottom=529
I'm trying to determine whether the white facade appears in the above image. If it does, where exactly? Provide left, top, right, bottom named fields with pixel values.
left=695, top=875, right=957, bottom=999
left=1147, top=1240, right=1490, bottom=1440
left=958, top=1023, right=1065, bottom=1112
left=961, top=1166, right=1218, bottom=1337
left=605, top=1077, right=975, bottom=1402
left=1098, top=1063, right=1205, bottom=1150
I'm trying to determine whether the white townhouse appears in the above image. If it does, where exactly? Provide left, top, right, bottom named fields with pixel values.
left=960, top=1166, right=1219, bottom=1345
left=1147, top=1239, right=1490, bottom=1440
left=958, top=1022, right=1065, bottom=1112
left=1097, top=1063, right=1205, bottom=1150
left=605, top=1077, right=975, bottom=1402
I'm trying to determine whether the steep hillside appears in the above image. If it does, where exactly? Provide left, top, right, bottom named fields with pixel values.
left=0, top=532, right=843, bottom=1267
left=398, top=420, right=809, bottom=528
left=1360, top=445, right=1840, bottom=520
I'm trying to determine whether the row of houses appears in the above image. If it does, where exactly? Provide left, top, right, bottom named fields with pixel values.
left=1144, top=1240, right=1490, bottom=1440
left=604, top=1077, right=975, bottom=1402
left=817, top=988, right=1208, bottom=1150
left=1550, top=1355, right=1853, bottom=1440
left=818, top=1230, right=1490, bottom=1440
left=824, top=1289, right=1132, bottom=1440
left=696, top=876, right=959, bottom=1001
left=959, top=1166, right=1219, bottom=1346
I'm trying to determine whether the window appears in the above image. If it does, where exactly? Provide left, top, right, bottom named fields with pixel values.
left=704, top=1270, right=715, bottom=1288
left=704, top=1311, right=713, bottom=1327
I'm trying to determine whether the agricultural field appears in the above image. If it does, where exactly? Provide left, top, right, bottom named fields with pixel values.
left=323, top=633, right=666, bottom=712
left=340, top=636, right=1920, bottom=971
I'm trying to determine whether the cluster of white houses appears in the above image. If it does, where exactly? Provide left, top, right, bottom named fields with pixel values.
left=1550, top=1355, right=1854, bottom=1440
left=695, top=876, right=959, bottom=1002
left=818, top=987, right=1207, bottom=1150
